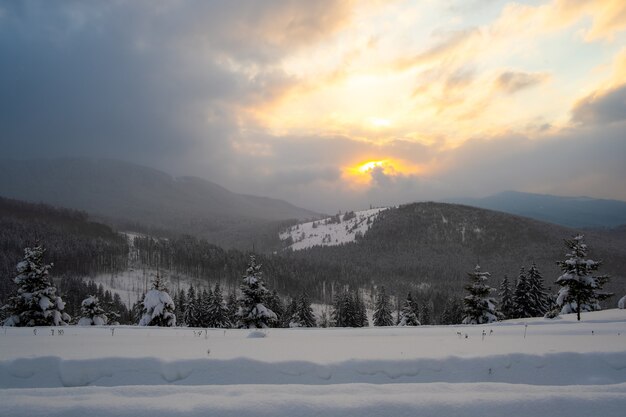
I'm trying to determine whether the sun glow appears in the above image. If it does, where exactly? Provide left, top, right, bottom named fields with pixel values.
left=357, top=160, right=388, bottom=173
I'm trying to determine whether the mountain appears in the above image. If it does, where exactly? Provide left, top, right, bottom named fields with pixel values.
left=280, top=202, right=626, bottom=315
left=0, top=158, right=319, bottom=249
left=445, top=191, right=626, bottom=228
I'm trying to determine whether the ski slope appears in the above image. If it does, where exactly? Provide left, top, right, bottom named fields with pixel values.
left=1, top=309, right=626, bottom=416
left=279, top=208, right=387, bottom=251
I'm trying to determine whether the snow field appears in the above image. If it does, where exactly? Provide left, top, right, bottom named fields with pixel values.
left=1, top=309, right=626, bottom=416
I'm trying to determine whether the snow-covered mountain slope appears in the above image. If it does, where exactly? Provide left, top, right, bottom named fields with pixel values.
left=279, top=208, right=388, bottom=251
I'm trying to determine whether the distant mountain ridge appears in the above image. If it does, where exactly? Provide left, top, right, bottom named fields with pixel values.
left=445, top=191, right=626, bottom=228
left=0, top=158, right=319, bottom=249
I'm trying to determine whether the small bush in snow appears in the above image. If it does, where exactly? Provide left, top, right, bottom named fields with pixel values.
left=78, top=296, right=108, bottom=326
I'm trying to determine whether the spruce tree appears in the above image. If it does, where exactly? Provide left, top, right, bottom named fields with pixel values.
left=513, top=267, right=533, bottom=318
left=555, top=234, right=612, bottom=321
left=462, top=265, right=498, bottom=324
left=498, top=275, right=515, bottom=320
left=3, top=245, right=71, bottom=326
left=332, top=291, right=354, bottom=327
left=184, top=285, right=200, bottom=327
left=290, top=292, right=316, bottom=327
left=283, top=297, right=298, bottom=328
left=77, top=295, right=108, bottom=326
left=206, top=283, right=231, bottom=328
left=420, top=303, right=431, bottom=325
left=527, top=263, right=549, bottom=317
left=266, top=290, right=285, bottom=328
left=398, top=292, right=420, bottom=326
left=354, top=290, right=369, bottom=327
left=198, top=288, right=212, bottom=327
left=236, top=255, right=277, bottom=329
left=174, top=288, right=187, bottom=326
left=138, top=274, right=176, bottom=327
left=441, top=297, right=464, bottom=325
left=373, top=286, right=394, bottom=326
left=226, top=292, right=238, bottom=327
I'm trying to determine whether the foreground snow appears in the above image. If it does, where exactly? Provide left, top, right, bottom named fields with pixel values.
left=1, top=309, right=625, bottom=416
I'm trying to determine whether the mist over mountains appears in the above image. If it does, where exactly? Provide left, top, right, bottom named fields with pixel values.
left=0, top=158, right=318, bottom=249
left=446, top=191, right=626, bottom=229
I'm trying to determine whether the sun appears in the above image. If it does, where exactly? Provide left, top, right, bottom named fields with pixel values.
left=357, top=160, right=388, bottom=173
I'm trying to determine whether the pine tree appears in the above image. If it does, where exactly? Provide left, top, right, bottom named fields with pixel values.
left=462, top=265, right=498, bottom=324
left=77, top=295, right=108, bottom=326
left=266, top=290, right=285, bottom=328
left=2, top=245, right=71, bottom=326
left=198, top=288, right=212, bottom=327
left=498, top=275, right=515, bottom=320
left=174, top=288, right=187, bottom=326
left=420, top=303, right=431, bottom=325
left=290, top=292, right=316, bottom=327
left=206, top=283, right=231, bottom=328
left=354, top=290, right=369, bottom=327
left=138, top=274, right=176, bottom=327
left=226, top=292, right=238, bottom=327
left=513, top=267, right=533, bottom=318
left=283, top=297, right=298, bottom=327
left=184, top=285, right=200, bottom=327
left=555, top=234, right=612, bottom=321
left=441, top=297, right=464, bottom=325
left=331, top=291, right=354, bottom=327
left=527, top=263, right=549, bottom=317
left=373, top=286, right=394, bottom=326
left=398, top=292, right=420, bottom=326
left=236, top=255, right=277, bottom=329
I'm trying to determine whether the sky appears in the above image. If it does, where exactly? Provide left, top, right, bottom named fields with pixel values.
left=1, top=0, right=625, bottom=213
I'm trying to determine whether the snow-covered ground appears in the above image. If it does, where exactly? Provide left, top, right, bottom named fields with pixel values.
left=1, top=309, right=626, bottom=416
left=279, top=208, right=387, bottom=251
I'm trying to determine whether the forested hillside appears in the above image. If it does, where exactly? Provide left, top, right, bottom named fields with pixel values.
left=0, top=197, right=129, bottom=305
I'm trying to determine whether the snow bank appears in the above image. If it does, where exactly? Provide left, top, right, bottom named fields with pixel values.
left=2, top=383, right=626, bottom=417
left=2, top=351, right=626, bottom=388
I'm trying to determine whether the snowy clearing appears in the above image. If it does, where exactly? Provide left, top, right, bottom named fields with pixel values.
left=1, top=309, right=626, bottom=416
left=279, top=208, right=387, bottom=251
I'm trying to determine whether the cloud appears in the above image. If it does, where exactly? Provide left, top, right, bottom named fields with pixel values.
left=570, top=84, right=626, bottom=125
left=495, top=71, right=551, bottom=95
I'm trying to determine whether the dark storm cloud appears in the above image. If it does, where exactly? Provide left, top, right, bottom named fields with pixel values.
left=571, top=84, right=626, bottom=125
left=0, top=0, right=354, bottom=180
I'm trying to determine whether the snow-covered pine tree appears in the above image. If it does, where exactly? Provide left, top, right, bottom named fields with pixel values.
left=398, top=292, right=420, bottom=326
left=236, top=255, right=277, bottom=329
left=373, top=286, right=394, bottom=326
left=77, top=296, right=108, bottom=326
left=527, top=262, right=549, bottom=317
left=555, top=234, right=612, bottom=321
left=206, top=283, right=231, bottom=328
left=618, top=295, right=626, bottom=309
left=2, top=245, right=71, bottom=326
left=498, top=275, right=515, bottom=320
left=290, top=292, right=316, bottom=327
left=513, top=267, right=533, bottom=318
left=462, top=265, right=498, bottom=324
left=138, top=274, right=176, bottom=327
